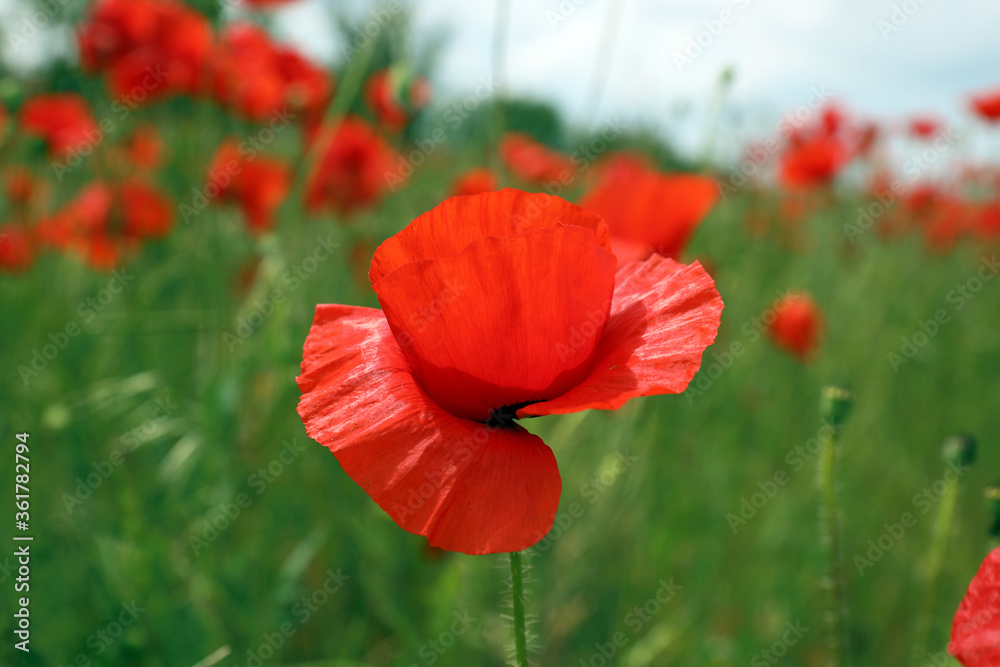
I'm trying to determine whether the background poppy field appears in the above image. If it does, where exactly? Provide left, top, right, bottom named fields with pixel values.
left=2, top=0, right=1000, bottom=665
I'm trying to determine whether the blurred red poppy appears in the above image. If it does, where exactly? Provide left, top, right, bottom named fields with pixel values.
left=121, top=180, right=173, bottom=240
left=364, top=69, right=431, bottom=132
left=305, top=116, right=398, bottom=216
left=580, top=157, right=718, bottom=265
left=297, top=189, right=723, bottom=554
left=20, top=94, right=98, bottom=158
left=79, top=0, right=213, bottom=101
left=950, top=546, right=1000, bottom=666
left=450, top=167, right=498, bottom=197
left=971, top=89, right=1000, bottom=124
left=0, top=226, right=33, bottom=273
left=779, top=136, right=847, bottom=190
left=768, top=293, right=823, bottom=361
left=500, top=132, right=574, bottom=185
left=909, top=117, right=942, bottom=139
left=5, top=167, right=36, bottom=209
left=207, top=141, right=291, bottom=234
left=125, top=124, right=164, bottom=170
left=214, top=23, right=331, bottom=124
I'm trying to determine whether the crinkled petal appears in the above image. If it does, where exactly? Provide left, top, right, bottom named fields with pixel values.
left=369, top=189, right=611, bottom=284
left=297, top=304, right=561, bottom=555
left=374, top=225, right=616, bottom=422
left=519, top=256, right=722, bottom=417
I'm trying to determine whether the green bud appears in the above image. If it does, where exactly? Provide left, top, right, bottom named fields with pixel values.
left=941, top=435, right=976, bottom=470
left=819, top=386, right=852, bottom=429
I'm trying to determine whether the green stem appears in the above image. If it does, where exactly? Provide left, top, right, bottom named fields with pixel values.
left=818, top=424, right=848, bottom=667
left=914, top=471, right=959, bottom=661
left=510, top=551, right=528, bottom=667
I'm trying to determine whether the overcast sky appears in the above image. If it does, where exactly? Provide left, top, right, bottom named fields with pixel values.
left=4, top=0, right=999, bottom=161
left=268, top=0, right=1000, bottom=159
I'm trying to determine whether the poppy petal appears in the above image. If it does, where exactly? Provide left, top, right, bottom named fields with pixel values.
left=369, top=189, right=611, bottom=284
left=297, top=304, right=561, bottom=555
left=518, top=256, right=722, bottom=417
left=950, top=547, right=1000, bottom=666
left=373, top=225, right=617, bottom=422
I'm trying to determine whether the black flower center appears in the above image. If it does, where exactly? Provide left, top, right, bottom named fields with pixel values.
left=485, top=401, right=541, bottom=428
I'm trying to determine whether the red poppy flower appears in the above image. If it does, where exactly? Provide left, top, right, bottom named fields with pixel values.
left=779, top=136, right=847, bottom=190
left=0, top=226, right=33, bottom=273
left=20, top=94, right=98, bottom=158
left=580, top=161, right=718, bottom=265
left=450, top=167, right=498, bottom=197
left=500, top=132, right=575, bottom=185
left=364, top=69, right=430, bottom=132
left=297, top=189, right=723, bottom=554
left=768, top=293, right=823, bottom=361
left=950, top=546, right=1000, bottom=666
left=305, top=116, right=399, bottom=216
left=79, top=0, right=212, bottom=101
left=124, top=124, right=164, bottom=170
left=213, top=23, right=331, bottom=123
left=121, top=180, right=173, bottom=240
left=970, top=89, right=1000, bottom=124
left=5, top=167, right=36, bottom=209
left=207, top=141, right=291, bottom=234
left=909, top=117, right=942, bottom=139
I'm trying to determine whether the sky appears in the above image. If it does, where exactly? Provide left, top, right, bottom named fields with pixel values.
left=272, top=0, right=1000, bottom=160
left=3, top=0, right=1000, bottom=161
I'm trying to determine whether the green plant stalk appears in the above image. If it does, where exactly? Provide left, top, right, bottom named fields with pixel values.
left=818, top=426, right=849, bottom=667
left=510, top=551, right=528, bottom=667
left=913, top=476, right=959, bottom=662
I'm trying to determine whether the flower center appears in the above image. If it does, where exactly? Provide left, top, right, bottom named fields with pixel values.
left=485, top=401, right=541, bottom=428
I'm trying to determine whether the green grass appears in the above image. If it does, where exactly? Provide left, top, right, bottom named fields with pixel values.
left=2, top=105, right=999, bottom=667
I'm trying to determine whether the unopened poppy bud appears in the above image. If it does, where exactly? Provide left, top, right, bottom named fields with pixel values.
left=819, top=386, right=852, bottom=429
left=942, top=435, right=977, bottom=469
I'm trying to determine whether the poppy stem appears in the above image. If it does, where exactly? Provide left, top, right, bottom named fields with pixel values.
left=509, top=551, right=529, bottom=667
left=817, top=387, right=852, bottom=667
left=914, top=436, right=975, bottom=663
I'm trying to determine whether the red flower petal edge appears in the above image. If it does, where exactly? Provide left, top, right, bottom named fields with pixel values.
left=950, top=546, right=1000, bottom=666
left=519, top=255, right=723, bottom=417
left=296, top=305, right=561, bottom=555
